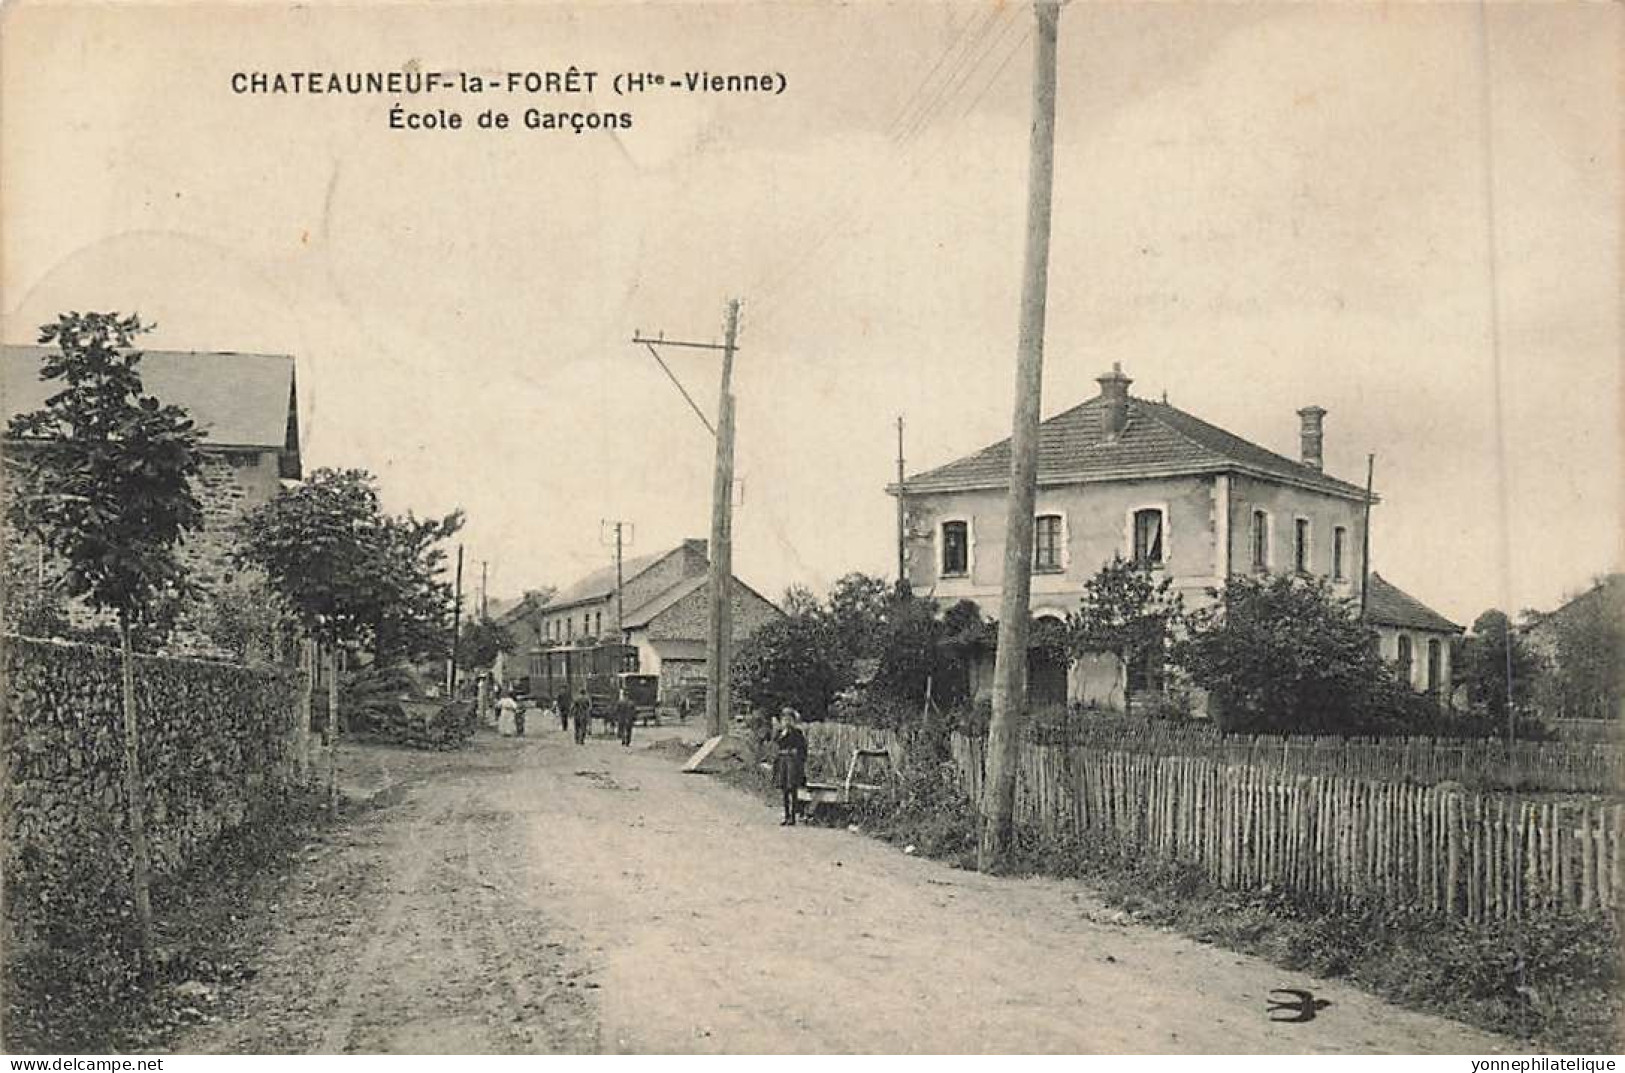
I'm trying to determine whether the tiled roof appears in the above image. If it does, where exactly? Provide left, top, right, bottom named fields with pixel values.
left=1365, top=573, right=1462, bottom=633
left=900, top=393, right=1370, bottom=500
left=547, top=550, right=667, bottom=610
left=3, top=345, right=296, bottom=449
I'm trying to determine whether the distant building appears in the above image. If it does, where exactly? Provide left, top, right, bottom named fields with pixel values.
left=2, top=345, right=301, bottom=646
left=1363, top=572, right=1462, bottom=700
left=892, top=364, right=1377, bottom=712
left=1523, top=574, right=1624, bottom=722
left=533, top=539, right=781, bottom=696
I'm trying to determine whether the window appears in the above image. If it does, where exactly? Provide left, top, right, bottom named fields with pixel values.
left=594, top=611, right=602, bottom=636
left=941, top=520, right=969, bottom=577
left=1033, top=514, right=1064, bottom=572
left=1333, top=526, right=1347, bottom=581
left=1251, top=510, right=1269, bottom=570
left=1426, top=639, right=1442, bottom=694
left=1132, top=508, right=1165, bottom=565
left=583, top=614, right=591, bottom=637
left=566, top=617, right=574, bottom=640
left=1396, top=634, right=1413, bottom=685
left=1294, top=518, right=1310, bottom=574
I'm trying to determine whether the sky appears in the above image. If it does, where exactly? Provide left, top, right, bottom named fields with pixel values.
left=3, top=1, right=1619, bottom=626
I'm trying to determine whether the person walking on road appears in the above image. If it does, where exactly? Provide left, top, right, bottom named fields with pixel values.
left=771, top=707, right=809, bottom=826
left=557, top=690, right=571, bottom=733
left=572, top=693, right=592, bottom=745
left=613, top=695, right=636, bottom=747
left=496, top=690, right=519, bottom=738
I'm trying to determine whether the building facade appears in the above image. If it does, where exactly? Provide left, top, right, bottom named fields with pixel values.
left=893, top=364, right=1434, bottom=712
left=531, top=539, right=781, bottom=696
left=1363, top=572, right=1462, bottom=700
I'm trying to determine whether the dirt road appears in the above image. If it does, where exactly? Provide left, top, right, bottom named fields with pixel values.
left=179, top=724, right=1510, bottom=1054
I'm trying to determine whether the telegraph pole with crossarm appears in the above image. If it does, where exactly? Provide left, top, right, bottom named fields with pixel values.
left=632, top=299, right=742, bottom=738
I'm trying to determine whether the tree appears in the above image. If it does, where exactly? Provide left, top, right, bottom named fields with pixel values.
left=871, top=593, right=949, bottom=706
left=1531, top=580, right=1623, bottom=722
left=457, top=615, right=514, bottom=670
left=1461, top=609, right=1545, bottom=726
left=5, top=311, right=206, bottom=962
left=1068, top=554, right=1184, bottom=714
left=780, top=583, right=822, bottom=620
left=234, top=468, right=462, bottom=798
left=189, top=575, right=283, bottom=662
left=731, top=605, right=847, bottom=721
left=1173, top=573, right=1422, bottom=735
left=825, top=572, right=893, bottom=663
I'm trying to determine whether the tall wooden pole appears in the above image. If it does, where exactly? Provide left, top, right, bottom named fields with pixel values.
left=298, top=633, right=314, bottom=784
left=979, top=0, right=1061, bottom=874
left=449, top=543, right=465, bottom=698
left=706, top=300, right=740, bottom=737
left=896, top=416, right=908, bottom=590
left=327, top=644, right=340, bottom=809
left=1359, top=453, right=1375, bottom=618
left=614, top=522, right=625, bottom=638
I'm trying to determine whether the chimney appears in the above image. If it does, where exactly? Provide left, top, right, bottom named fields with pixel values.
left=1297, top=406, right=1327, bottom=470
left=1097, top=363, right=1132, bottom=439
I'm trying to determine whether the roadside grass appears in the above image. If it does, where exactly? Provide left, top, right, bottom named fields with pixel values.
left=722, top=754, right=1622, bottom=1053
left=3, top=792, right=336, bottom=1053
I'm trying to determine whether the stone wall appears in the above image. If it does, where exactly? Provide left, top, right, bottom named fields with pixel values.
left=2, top=635, right=301, bottom=947
left=644, top=577, right=781, bottom=644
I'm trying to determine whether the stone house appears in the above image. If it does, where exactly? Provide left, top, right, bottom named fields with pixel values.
left=532, top=538, right=781, bottom=696
left=3, top=345, right=301, bottom=649
left=893, top=363, right=1396, bottom=712
left=1363, top=572, right=1462, bottom=700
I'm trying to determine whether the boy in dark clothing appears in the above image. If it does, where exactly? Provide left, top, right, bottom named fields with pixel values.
left=557, top=691, right=571, bottom=732
left=771, top=707, right=809, bottom=826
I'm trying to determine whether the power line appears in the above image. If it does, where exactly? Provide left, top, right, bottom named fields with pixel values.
left=741, top=7, right=1027, bottom=314
left=882, top=5, right=988, bottom=140
left=749, top=17, right=1035, bottom=321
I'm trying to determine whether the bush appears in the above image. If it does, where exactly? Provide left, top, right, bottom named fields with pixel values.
left=731, top=613, right=847, bottom=719
left=1175, top=574, right=1425, bottom=736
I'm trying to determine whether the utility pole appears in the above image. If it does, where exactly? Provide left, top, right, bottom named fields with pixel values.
left=479, top=560, right=488, bottom=620
left=980, top=0, right=1061, bottom=875
left=1359, top=454, right=1375, bottom=618
left=449, top=543, right=465, bottom=698
left=602, top=519, right=633, bottom=638
left=632, top=299, right=742, bottom=738
left=895, top=416, right=908, bottom=590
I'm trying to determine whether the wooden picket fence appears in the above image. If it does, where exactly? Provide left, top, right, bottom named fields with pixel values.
left=803, top=721, right=908, bottom=782
left=801, top=723, right=1622, bottom=919
left=1027, top=716, right=1623, bottom=793
left=949, top=734, right=1624, bottom=920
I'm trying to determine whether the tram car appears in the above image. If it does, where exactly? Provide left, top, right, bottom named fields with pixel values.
left=529, top=642, right=644, bottom=718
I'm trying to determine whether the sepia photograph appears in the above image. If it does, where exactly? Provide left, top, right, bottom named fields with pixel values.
left=0, top=0, right=1620, bottom=1057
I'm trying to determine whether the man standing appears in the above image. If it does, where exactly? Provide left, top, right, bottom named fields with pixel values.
left=613, top=694, right=636, bottom=748
left=572, top=693, right=592, bottom=745
left=557, top=689, right=571, bottom=733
